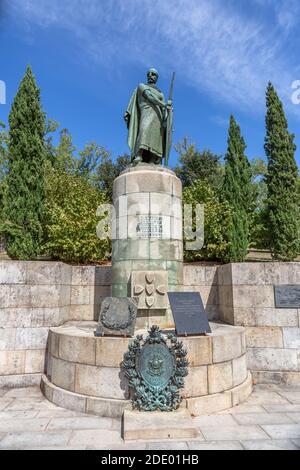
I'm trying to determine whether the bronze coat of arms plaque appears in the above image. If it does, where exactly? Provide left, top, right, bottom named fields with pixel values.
left=123, top=325, right=188, bottom=411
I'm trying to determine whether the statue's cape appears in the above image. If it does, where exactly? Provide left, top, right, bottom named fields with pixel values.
left=126, top=85, right=173, bottom=165
left=126, top=88, right=139, bottom=161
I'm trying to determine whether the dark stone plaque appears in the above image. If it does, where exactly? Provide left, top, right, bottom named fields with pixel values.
left=274, top=285, right=300, bottom=308
left=168, top=292, right=211, bottom=336
left=95, top=297, right=138, bottom=337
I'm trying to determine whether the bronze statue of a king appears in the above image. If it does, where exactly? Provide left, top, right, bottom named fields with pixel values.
left=124, top=68, right=174, bottom=166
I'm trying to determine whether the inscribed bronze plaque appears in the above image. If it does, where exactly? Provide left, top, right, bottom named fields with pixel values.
left=274, top=285, right=300, bottom=308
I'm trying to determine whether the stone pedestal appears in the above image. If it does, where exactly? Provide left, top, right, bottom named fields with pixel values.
left=41, top=321, right=252, bottom=417
left=112, top=164, right=183, bottom=328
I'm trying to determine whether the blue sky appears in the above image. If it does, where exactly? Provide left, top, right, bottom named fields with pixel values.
left=1, top=0, right=300, bottom=168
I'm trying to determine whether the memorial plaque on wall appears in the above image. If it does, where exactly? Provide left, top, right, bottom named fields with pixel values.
left=168, top=292, right=211, bottom=336
left=274, top=285, right=300, bottom=308
left=136, top=215, right=163, bottom=239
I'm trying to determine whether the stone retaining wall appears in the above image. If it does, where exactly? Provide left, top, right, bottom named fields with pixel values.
left=183, top=265, right=219, bottom=321
left=0, top=262, right=71, bottom=387
left=0, top=261, right=111, bottom=387
left=219, top=263, right=300, bottom=385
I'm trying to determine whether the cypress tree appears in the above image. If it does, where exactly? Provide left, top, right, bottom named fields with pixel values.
left=222, top=115, right=252, bottom=262
left=264, top=82, right=299, bottom=260
left=2, top=65, right=47, bottom=259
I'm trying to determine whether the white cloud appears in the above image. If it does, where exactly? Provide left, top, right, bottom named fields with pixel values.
left=8, top=0, right=300, bottom=117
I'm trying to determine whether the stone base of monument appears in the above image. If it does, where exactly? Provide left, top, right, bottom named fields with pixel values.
left=122, top=408, right=199, bottom=441
left=41, top=321, right=252, bottom=417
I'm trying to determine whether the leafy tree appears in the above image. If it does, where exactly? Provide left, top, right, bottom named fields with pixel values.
left=77, top=142, right=110, bottom=182
left=183, top=179, right=232, bottom=261
left=264, top=82, right=299, bottom=260
left=1, top=66, right=47, bottom=259
left=174, top=137, right=224, bottom=190
left=95, top=153, right=131, bottom=200
left=53, top=128, right=77, bottom=173
left=45, top=118, right=59, bottom=165
left=43, top=168, right=110, bottom=263
left=222, top=115, right=253, bottom=262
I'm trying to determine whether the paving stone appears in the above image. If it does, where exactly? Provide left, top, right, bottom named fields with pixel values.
left=37, top=409, right=89, bottom=418
left=4, top=387, right=42, bottom=398
left=47, top=416, right=115, bottom=431
left=276, top=391, right=300, bottom=404
left=241, top=439, right=299, bottom=450
left=87, top=442, right=147, bottom=450
left=291, top=439, right=300, bottom=449
left=287, top=413, right=300, bottom=424
left=193, top=414, right=238, bottom=427
left=68, top=429, right=123, bottom=449
left=200, top=425, right=269, bottom=441
left=0, top=399, right=14, bottom=411
left=123, top=409, right=200, bottom=441
left=0, top=410, right=39, bottom=419
left=233, top=413, right=293, bottom=425
left=263, top=404, right=300, bottom=413
left=187, top=391, right=232, bottom=416
left=188, top=441, right=243, bottom=450
left=0, top=431, right=72, bottom=449
left=229, top=405, right=267, bottom=414
left=0, top=417, right=49, bottom=433
left=245, top=390, right=291, bottom=405
left=147, top=441, right=189, bottom=450
left=261, top=424, right=300, bottom=439
left=4, top=398, right=58, bottom=411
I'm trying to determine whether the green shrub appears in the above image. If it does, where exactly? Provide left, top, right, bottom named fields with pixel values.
left=183, top=179, right=232, bottom=261
left=43, top=169, right=110, bottom=263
